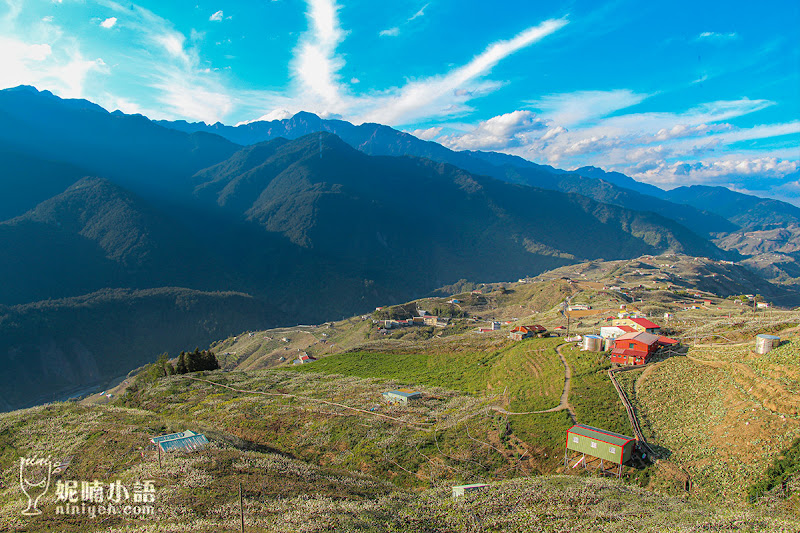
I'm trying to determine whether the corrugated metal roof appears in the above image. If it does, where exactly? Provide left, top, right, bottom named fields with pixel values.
left=151, top=430, right=196, bottom=444
left=616, top=331, right=660, bottom=344
left=630, top=317, right=660, bottom=329
left=384, top=390, right=422, bottom=398
left=158, top=434, right=209, bottom=452
left=568, top=424, right=634, bottom=447
left=611, top=348, right=648, bottom=357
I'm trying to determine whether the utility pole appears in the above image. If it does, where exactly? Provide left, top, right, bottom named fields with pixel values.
left=239, top=481, right=244, bottom=533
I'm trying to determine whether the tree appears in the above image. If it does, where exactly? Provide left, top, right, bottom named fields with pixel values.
left=185, top=348, right=201, bottom=373
left=176, top=351, right=187, bottom=374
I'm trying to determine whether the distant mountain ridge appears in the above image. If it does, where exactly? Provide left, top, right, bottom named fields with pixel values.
left=663, top=185, right=800, bottom=230
left=158, top=112, right=738, bottom=238
left=0, top=85, right=239, bottom=203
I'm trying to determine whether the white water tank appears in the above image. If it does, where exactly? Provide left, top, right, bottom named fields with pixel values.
left=582, top=335, right=603, bottom=352
left=755, top=334, right=780, bottom=354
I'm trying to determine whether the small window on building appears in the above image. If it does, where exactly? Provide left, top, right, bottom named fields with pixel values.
left=609, top=447, right=616, bottom=454
left=590, top=442, right=597, bottom=449
left=572, top=436, right=579, bottom=444
left=629, top=342, right=635, bottom=349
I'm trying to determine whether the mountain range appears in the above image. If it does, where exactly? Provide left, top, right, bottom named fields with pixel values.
left=1, top=85, right=798, bottom=411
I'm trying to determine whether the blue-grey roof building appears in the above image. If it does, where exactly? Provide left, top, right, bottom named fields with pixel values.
left=151, top=430, right=209, bottom=452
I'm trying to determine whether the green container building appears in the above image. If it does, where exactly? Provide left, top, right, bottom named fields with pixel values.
left=566, top=424, right=636, bottom=465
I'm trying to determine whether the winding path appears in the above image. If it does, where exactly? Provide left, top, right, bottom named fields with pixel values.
left=491, top=344, right=577, bottom=423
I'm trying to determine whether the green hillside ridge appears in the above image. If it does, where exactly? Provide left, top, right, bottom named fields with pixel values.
left=2, top=398, right=794, bottom=532
left=664, top=185, right=800, bottom=231
left=3, top=258, right=800, bottom=530
left=0, top=177, right=232, bottom=305
left=0, top=287, right=273, bottom=411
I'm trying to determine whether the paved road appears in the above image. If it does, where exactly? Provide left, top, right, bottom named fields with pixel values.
left=492, top=344, right=577, bottom=423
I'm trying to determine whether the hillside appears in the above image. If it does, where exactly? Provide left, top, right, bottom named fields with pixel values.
left=0, top=148, right=88, bottom=220
left=193, top=133, right=723, bottom=264
left=2, top=397, right=793, bottom=532
left=664, top=185, right=800, bottom=230
left=0, top=177, right=229, bottom=304
left=3, top=85, right=796, bottom=423
left=2, top=267, right=799, bottom=530
left=0, top=287, right=272, bottom=411
left=161, top=112, right=737, bottom=238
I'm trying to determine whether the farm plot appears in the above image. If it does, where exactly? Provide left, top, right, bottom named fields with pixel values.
left=689, top=339, right=800, bottom=415
left=631, top=356, right=800, bottom=502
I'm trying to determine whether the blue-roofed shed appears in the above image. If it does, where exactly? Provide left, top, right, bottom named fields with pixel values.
left=151, top=430, right=196, bottom=444
left=382, top=389, right=422, bottom=404
left=151, top=430, right=208, bottom=452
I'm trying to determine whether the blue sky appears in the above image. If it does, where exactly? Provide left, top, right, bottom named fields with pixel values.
left=2, top=0, right=799, bottom=202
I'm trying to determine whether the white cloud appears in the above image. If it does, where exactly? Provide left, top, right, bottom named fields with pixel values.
left=442, top=94, right=798, bottom=193
left=441, top=110, right=548, bottom=150
left=350, top=77, right=359, bottom=84
left=291, top=0, right=348, bottom=114
left=100, top=17, right=117, bottom=29
left=209, top=10, right=223, bottom=22
left=358, top=17, right=568, bottom=125
left=379, top=27, right=399, bottom=37
left=0, top=35, right=105, bottom=99
left=630, top=157, right=800, bottom=188
left=42, top=16, right=54, bottom=23
left=696, top=31, right=738, bottom=41
left=409, top=126, right=442, bottom=140
left=235, top=108, right=294, bottom=126
left=530, top=89, right=649, bottom=127
left=408, top=3, right=428, bottom=22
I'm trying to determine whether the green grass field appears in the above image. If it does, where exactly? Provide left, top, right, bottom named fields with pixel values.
left=560, top=345, right=631, bottom=436
left=290, top=337, right=566, bottom=413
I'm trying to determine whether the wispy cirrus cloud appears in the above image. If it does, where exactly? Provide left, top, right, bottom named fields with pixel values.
left=0, top=22, right=105, bottom=100
left=528, top=89, right=649, bottom=127
left=379, top=3, right=429, bottom=37
left=0, top=0, right=568, bottom=126
left=408, top=3, right=428, bottom=22
left=209, top=10, right=223, bottom=22
left=358, top=17, right=569, bottom=125
left=696, top=31, right=738, bottom=41
left=49, top=0, right=238, bottom=121
left=379, top=27, right=399, bottom=37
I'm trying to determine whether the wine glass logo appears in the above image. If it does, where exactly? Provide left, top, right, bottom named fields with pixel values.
left=19, top=456, right=53, bottom=516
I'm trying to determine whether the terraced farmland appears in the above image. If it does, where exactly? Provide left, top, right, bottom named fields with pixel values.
left=622, top=350, right=800, bottom=502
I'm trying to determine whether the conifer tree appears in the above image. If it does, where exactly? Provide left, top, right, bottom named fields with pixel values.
left=176, top=351, right=187, bottom=374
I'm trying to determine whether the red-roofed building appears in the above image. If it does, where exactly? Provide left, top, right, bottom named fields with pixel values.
left=612, top=317, right=661, bottom=334
left=510, top=325, right=547, bottom=341
left=658, top=336, right=679, bottom=346
left=611, top=332, right=660, bottom=365
left=294, top=353, right=316, bottom=365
